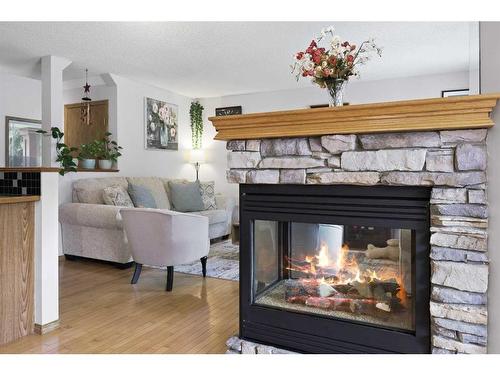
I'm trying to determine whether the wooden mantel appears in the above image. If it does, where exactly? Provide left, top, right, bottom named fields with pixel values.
left=209, top=94, right=500, bottom=141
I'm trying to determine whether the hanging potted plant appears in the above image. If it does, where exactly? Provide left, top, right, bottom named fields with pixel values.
left=97, top=132, right=123, bottom=170
left=78, top=140, right=101, bottom=169
left=291, top=26, right=382, bottom=107
left=36, top=127, right=78, bottom=176
left=189, top=101, right=204, bottom=149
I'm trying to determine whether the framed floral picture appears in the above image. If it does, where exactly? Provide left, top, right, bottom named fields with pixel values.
left=144, top=97, right=178, bottom=150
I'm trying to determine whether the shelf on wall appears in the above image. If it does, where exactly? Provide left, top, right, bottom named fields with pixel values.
left=209, top=94, right=500, bottom=140
left=76, top=168, right=120, bottom=173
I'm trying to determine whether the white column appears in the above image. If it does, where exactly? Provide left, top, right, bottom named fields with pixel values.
left=36, top=55, right=70, bottom=327
left=41, top=55, right=71, bottom=166
left=481, top=21, right=500, bottom=353
left=34, top=172, right=60, bottom=326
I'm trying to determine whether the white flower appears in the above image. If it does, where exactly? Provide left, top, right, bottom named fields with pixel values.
left=303, top=60, right=315, bottom=71
left=330, top=35, right=341, bottom=48
left=152, top=103, right=158, bottom=114
left=320, top=25, right=335, bottom=37
left=159, top=106, right=168, bottom=122
left=330, top=46, right=342, bottom=57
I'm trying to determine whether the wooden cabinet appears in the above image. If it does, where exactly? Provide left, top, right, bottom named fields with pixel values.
left=64, top=100, right=109, bottom=149
left=0, top=200, right=35, bottom=345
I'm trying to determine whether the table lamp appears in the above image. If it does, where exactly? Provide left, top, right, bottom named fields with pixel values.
left=189, top=149, right=205, bottom=181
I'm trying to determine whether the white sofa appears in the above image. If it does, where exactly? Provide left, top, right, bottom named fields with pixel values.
left=59, top=177, right=236, bottom=266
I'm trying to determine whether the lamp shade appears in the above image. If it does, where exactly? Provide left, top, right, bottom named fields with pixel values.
left=189, top=149, right=205, bottom=164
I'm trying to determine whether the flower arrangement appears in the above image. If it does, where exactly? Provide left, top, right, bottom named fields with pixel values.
left=292, top=26, right=382, bottom=106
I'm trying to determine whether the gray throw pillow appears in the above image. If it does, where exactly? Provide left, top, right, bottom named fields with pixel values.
left=168, top=181, right=205, bottom=212
left=128, top=183, right=157, bottom=208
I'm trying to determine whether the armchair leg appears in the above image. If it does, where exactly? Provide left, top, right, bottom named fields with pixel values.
left=131, top=263, right=142, bottom=284
left=166, top=266, right=174, bottom=291
left=200, top=256, right=208, bottom=278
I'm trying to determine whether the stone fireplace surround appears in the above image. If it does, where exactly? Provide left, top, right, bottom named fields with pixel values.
left=225, top=129, right=489, bottom=354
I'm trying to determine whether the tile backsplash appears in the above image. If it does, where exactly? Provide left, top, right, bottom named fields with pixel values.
left=0, top=172, right=41, bottom=196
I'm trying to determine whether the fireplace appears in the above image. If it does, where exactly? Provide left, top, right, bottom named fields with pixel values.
left=240, top=184, right=431, bottom=353
left=214, top=98, right=494, bottom=354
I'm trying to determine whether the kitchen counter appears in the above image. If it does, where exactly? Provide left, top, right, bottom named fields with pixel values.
left=0, top=167, right=60, bottom=172
left=0, top=195, right=40, bottom=204
left=1, top=166, right=62, bottom=340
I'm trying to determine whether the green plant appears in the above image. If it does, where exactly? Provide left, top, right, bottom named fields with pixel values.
left=36, top=127, right=78, bottom=176
left=189, top=101, right=204, bottom=149
left=79, top=140, right=102, bottom=160
left=97, top=132, right=123, bottom=162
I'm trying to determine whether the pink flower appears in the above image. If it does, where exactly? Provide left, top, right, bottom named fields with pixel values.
left=306, top=40, right=317, bottom=54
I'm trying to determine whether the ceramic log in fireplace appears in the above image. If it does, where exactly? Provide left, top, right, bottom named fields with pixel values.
left=240, top=184, right=431, bottom=353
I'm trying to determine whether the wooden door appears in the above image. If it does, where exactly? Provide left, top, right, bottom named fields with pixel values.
left=64, top=100, right=109, bottom=149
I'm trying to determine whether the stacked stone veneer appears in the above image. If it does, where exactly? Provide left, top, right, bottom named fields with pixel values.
left=226, top=129, right=489, bottom=354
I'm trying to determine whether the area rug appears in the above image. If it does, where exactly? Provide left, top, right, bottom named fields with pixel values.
left=175, top=240, right=239, bottom=281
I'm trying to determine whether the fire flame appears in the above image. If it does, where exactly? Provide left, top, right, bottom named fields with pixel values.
left=317, top=242, right=329, bottom=267
left=286, top=242, right=408, bottom=305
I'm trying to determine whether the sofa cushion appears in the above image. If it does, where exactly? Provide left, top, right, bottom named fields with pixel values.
left=161, top=178, right=188, bottom=203
left=126, top=177, right=170, bottom=209
left=199, top=181, right=217, bottom=210
left=73, top=177, right=129, bottom=204
left=128, top=184, right=157, bottom=208
left=168, top=181, right=204, bottom=212
left=103, top=185, right=134, bottom=207
left=193, top=209, right=228, bottom=225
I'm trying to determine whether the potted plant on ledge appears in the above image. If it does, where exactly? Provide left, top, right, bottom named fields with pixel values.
left=97, top=132, right=123, bottom=170
left=78, top=140, right=101, bottom=169
left=36, top=127, right=78, bottom=176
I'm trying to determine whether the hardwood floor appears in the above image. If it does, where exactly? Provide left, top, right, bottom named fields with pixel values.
left=0, top=258, right=239, bottom=354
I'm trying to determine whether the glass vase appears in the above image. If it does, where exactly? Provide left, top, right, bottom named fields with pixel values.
left=325, top=79, right=346, bottom=107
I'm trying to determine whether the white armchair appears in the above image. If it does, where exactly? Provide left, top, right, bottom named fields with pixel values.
left=119, top=208, right=210, bottom=291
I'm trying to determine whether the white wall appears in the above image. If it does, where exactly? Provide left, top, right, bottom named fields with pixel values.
left=200, top=70, right=470, bottom=199
left=112, top=75, right=194, bottom=179
left=480, top=21, right=500, bottom=354
left=0, top=72, right=42, bottom=166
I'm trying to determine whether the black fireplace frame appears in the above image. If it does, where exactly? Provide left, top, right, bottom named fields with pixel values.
left=239, top=184, right=431, bottom=354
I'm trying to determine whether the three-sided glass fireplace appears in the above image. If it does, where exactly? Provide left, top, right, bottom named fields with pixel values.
left=240, top=184, right=430, bottom=353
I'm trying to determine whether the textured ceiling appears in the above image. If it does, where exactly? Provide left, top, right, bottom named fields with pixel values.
left=0, top=22, right=474, bottom=98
